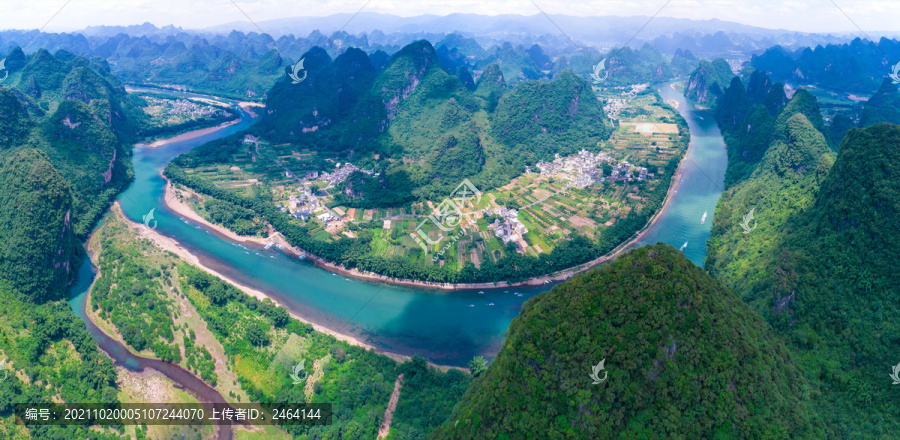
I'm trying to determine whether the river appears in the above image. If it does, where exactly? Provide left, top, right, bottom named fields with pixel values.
left=629, top=83, right=728, bottom=264
left=70, top=81, right=727, bottom=374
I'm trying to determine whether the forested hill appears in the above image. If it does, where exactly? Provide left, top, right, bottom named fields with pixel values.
left=684, top=58, right=734, bottom=105
left=712, top=70, right=824, bottom=187
left=706, top=59, right=900, bottom=434
left=255, top=39, right=613, bottom=205
left=859, top=78, right=900, bottom=127
left=432, top=244, right=825, bottom=439
left=0, top=47, right=144, bottom=302
left=705, top=86, right=834, bottom=308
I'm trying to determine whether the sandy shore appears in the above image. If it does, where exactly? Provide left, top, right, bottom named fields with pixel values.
left=115, top=202, right=463, bottom=372
left=237, top=101, right=264, bottom=118
left=165, top=181, right=274, bottom=247
left=140, top=117, right=242, bottom=148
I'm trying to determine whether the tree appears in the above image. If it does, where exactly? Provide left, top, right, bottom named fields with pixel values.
left=469, top=356, right=488, bottom=377
left=245, top=324, right=268, bottom=347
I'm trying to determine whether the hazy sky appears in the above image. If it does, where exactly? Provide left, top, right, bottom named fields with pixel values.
left=1, top=0, right=898, bottom=34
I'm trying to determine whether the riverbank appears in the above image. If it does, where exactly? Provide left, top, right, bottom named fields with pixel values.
left=116, top=202, right=464, bottom=372
left=140, top=117, right=242, bottom=148
left=161, top=142, right=692, bottom=292
left=78, top=218, right=235, bottom=440
left=165, top=180, right=275, bottom=247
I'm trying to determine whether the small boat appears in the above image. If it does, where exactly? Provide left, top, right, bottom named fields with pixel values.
left=469, top=304, right=475, bottom=308
left=264, top=243, right=274, bottom=250
left=488, top=303, right=495, bottom=306
left=700, top=211, right=708, bottom=224
left=345, top=278, right=350, bottom=281
left=270, top=255, right=274, bottom=258
left=504, top=291, right=509, bottom=293
left=244, top=251, right=250, bottom=254
left=478, top=291, right=484, bottom=294
left=680, top=241, right=688, bottom=252
left=543, top=280, right=549, bottom=284
left=332, top=273, right=336, bottom=276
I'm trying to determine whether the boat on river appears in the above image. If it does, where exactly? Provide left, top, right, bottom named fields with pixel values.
left=700, top=211, right=707, bottom=224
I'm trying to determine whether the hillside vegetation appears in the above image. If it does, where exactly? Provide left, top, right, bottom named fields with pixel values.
left=433, top=245, right=825, bottom=439
left=0, top=47, right=145, bottom=302
left=706, top=63, right=900, bottom=435
left=255, top=40, right=613, bottom=205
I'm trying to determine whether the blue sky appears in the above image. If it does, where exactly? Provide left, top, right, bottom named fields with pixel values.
left=0, top=0, right=897, bottom=34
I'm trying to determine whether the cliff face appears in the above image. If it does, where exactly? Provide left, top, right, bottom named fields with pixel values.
left=685, top=58, right=734, bottom=105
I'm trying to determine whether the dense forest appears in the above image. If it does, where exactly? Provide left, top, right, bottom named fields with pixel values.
left=433, top=245, right=825, bottom=438
left=0, top=47, right=145, bottom=302
left=705, top=61, right=900, bottom=436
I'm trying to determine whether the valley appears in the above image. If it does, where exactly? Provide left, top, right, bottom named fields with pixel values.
left=2, top=8, right=899, bottom=439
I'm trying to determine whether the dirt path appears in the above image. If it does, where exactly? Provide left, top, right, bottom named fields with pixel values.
left=378, top=373, right=405, bottom=439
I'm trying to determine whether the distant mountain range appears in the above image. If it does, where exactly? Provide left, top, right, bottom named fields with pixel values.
left=202, top=13, right=881, bottom=51
left=3, top=13, right=886, bottom=61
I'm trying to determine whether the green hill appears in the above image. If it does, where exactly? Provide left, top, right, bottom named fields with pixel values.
left=0, top=149, right=76, bottom=303
left=705, top=104, right=834, bottom=311
left=257, top=40, right=613, bottom=207
left=255, top=46, right=376, bottom=141
left=0, top=47, right=143, bottom=302
left=685, top=58, right=734, bottom=105
left=707, top=77, right=900, bottom=434
left=433, top=244, right=824, bottom=439
left=859, top=78, right=900, bottom=127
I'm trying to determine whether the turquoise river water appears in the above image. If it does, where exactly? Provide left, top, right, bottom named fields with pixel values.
left=70, top=82, right=727, bottom=368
